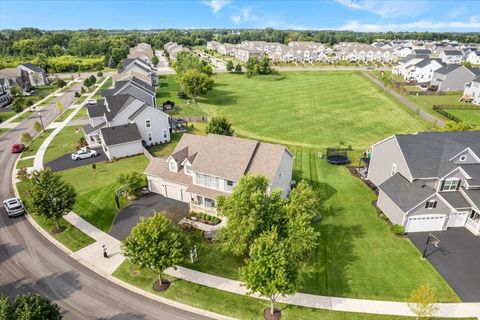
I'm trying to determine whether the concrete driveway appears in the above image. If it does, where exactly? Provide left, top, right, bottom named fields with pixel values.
left=408, top=228, right=480, bottom=302
left=45, top=147, right=106, bottom=172
left=109, top=193, right=189, bottom=241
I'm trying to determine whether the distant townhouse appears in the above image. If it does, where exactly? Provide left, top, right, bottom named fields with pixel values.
left=217, top=43, right=237, bottom=56
left=0, top=67, right=31, bottom=91
left=466, top=50, right=480, bottom=65
left=83, top=93, right=170, bottom=160
left=128, top=43, right=154, bottom=65
left=431, top=65, right=480, bottom=92
left=440, top=50, right=463, bottom=64
left=411, top=48, right=432, bottom=58
left=404, top=58, right=443, bottom=82
left=144, top=134, right=294, bottom=214
left=235, top=47, right=263, bottom=62
left=207, top=41, right=221, bottom=51
left=0, top=78, right=12, bottom=108
left=114, top=58, right=157, bottom=86
left=366, top=131, right=480, bottom=235
left=19, top=63, right=48, bottom=86
left=164, top=42, right=190, bottom=60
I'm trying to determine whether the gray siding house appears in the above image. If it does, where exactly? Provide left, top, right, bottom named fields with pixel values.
left=366, top=132, right=480, bottom=234
left=431, top=65, right=480, bottom=92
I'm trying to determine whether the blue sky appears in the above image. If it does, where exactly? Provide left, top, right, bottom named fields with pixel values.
left=1, top=0, right=479, bottom=32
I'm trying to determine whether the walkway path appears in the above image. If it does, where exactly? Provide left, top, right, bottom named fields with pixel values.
left=26, top=74, right=480, bottom=318
left=361, top=71, right=445, bottom=128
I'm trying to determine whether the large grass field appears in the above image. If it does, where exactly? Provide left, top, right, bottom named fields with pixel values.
left=58, top=155, right=149, bottom=232
left=444, top=108, right=480, bottom=126
left=179, top=147, right=458, bottom=302
left=163, top=72, right=431, bottom=149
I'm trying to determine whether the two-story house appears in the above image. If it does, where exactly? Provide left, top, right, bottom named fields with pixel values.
left=101, top=76, right=156, bottom=107
left=0, top=67, right=31, bottom=91
left=19, top=63, right=49, bottom=86
left=83, top=93, right=170, bottom=160
left=439, top=50, right=463, bottom=64
left=145, top=134, right=294, bottom=215
left=114, top=58, right=157, bottom=86
left=431, top=65, right=480, bottom=92
left=463, top=76, right=480, bottom=105
left=365, top=132, right=480, bottom=235
left=466, top=50, right=480, bottom=65
left=405, top=58, right=443, bottom=82
left=0, top=78, right=12, bottom=108
left=128, top=43, right=154, bottom=64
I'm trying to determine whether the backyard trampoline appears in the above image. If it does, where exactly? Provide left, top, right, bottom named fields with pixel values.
left=326, top=148, right=349, bottom=165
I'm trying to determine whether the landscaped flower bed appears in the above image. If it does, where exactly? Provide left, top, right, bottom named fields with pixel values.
left=189, top=211, right=221, bottom=225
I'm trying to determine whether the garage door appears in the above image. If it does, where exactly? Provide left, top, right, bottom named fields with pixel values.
left=447, top=211, right=469, bottom=228
left=165, top=185, right=182, bottom=201
left=149, top=180, right=164, bottom=195
left=405, top=214, right=446, bottom=233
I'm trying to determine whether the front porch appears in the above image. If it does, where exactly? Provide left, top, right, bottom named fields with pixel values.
left=465, top=210, right=480, bottom=236
left=190, top=194, right=218, bottom=215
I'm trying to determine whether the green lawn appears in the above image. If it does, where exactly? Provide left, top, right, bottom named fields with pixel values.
left=72, top=106, right=88, bottom=120
left=58, top=155, right=149, bottom=232
left=0, top=110, right=16, bottom=122
left=114, top=260, right=467, bottom=320
left=166, top=72, right=431, bottom=149
left=75, top=95, right=88, bottom=105
left=44, top=125, right=84, bottom=163
left=0, top=128, right=9, bottom=136
left=14, top=110, right=35, bottom=122
left=147, top=122, right=207, bottom=157
left=39, top=95, right=56, bottom=106
left=54, top=108, right=75, bottom=122
left=443, top=108, right=480, bottom=126
left=16, top=158, right=34, bottom=169
left=21, top=129, right=54, bottom=158
left=94, top=77, right=113, bottom=98
left=178, top=147, right=458, bottom=302
left=408, top=92, right=470, bottom=119
left=60, top=82, right=76, bottom=92
left=16, top=180, right=95, bottom=252
left=156, top=75, right=206, bottom=116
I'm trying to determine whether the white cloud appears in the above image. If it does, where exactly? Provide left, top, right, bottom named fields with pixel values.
left=230, top=7, right=256, bottom=25
left=202, top=0, right=230, bottom=14
left=340, top=16, right=480, bottom=32
left=336, top=0, right=426, bottom=17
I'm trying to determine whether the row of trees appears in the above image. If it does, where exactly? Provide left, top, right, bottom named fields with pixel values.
left=245, top=56, right=277, bottom=77
left=173, top=51, right=214, bottom=103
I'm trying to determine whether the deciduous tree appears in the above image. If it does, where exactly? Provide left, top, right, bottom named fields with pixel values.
left=21, top=132, right=33, bottom=150
left=226, top=60, right=234, bottom=72
left=408, top=283, right=439, bottom=320
left=117, top=171, right=146, bottom=198
left=242, top=228, right=298, bottom=318
left=29, top=168, right=76, bottom=231
left=178, top=69, right=211, bottom=103
left=122, top=213, right=187, bottom=290
left=56, top=101, right=64, bottom=114
left=13, top=293, right=62, bottom=320
left=152, top=55, right=159, bottom=66
left=0, top=295, right=12, bottom=320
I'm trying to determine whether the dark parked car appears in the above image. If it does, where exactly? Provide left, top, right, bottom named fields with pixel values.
left=12, top=144, right=25, bottom=153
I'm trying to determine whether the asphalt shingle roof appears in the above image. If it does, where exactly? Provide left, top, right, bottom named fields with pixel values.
left=101, top=123, right=142, bottom=146
left=439, top=191, right=471, bottom=209
left=21, top=63, right=45, bottom=73
left=434, top=64, right=462, bottom=75
left=127, top=103, right=149, bottom=121
left=379, top=173, right=435, bottom=212
left=443, top=50, right=462, bottom=56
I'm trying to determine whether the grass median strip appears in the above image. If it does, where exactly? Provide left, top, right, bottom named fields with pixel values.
left=54, top=108, right=75, bottom=122
left=21, top=129, right=54, bottom=158
left=16, top=180, right=95, bottom=252
left=16, top=158, right=34, bottom=169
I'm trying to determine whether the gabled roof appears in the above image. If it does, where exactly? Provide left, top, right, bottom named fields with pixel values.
left=413, top=59, right=441, bottom=68
left=413, top=49, right=431, bottom=55
left=434, top=64, right=462, bottom=75
left=443, top=50, right=462, bottom=56
left=21, top=63, right=45, bottom=73
left=395, top=131, right=480, bottom=179
left=127, top=104, right=150, bottom=121
left=115, top=76, right=155, bottom=94
left=101, top=123, right=142, bottom=146
left=379, top=173, right=435, bottom=212
left=103, top=94, right=137, bottom=121
left=82, top=121, right=106, bottom=135
left=439, top=191, right=471, bottom=209
left=119, top=59, right=151, bottom=74
left=462, top=188, right=480, bottom=210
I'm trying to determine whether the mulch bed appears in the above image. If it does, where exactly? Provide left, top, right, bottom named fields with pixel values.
left=153, top=279, right=171, bottom=291
left=263, top=308, right=281, bottom=320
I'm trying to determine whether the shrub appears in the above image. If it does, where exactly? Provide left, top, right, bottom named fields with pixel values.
left=17, top=167, right=30, bottom=181
left=391, top=224, right=405, bottom=235
left=74, top=91, right=81, bottom=98
left=97, top=71, right=103, bottom=77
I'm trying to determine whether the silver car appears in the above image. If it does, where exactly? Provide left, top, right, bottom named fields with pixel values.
left=71, top=148, right=98, bottom=160
left=3, top=198, right=25, bottom=217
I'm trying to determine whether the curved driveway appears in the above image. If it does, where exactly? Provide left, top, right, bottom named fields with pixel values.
left=0, top=79, right=213, bottom=320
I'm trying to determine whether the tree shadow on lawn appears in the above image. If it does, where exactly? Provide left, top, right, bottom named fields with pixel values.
left=300, top=204, right=365, bottom=297
left=203, top=87, right=238, bottom=106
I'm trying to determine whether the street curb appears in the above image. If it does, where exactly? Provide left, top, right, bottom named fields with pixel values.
left=10, top=78, right=234, bottom=320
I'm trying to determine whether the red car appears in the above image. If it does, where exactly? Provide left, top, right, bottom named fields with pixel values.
left=12, top=144, right=25, bottom=153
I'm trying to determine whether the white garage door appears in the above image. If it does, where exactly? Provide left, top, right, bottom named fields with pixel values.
left=447, top=211, right=469, bottom=228
left=405, top=215, right=446, bottom=233
left=165, top=185, right=182, bottom=201
left=149, top=180, right=164, bottom=195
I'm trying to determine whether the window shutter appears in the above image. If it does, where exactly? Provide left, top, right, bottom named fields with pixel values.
left=440, top=180, right=445, bottom=190
left=425, top=202, right=429, bottom=208
left=433, top=201, right=437, bottom=208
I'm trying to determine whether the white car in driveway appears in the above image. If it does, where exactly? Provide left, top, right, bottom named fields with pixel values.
left=3, top=198, right=25, bottom=217
left=71, top=148, right=98, bottom=160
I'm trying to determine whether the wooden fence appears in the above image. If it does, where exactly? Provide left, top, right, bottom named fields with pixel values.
left=432, top=104, right=480, bottom=123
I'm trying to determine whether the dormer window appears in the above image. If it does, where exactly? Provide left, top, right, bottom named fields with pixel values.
left=169, top=160, right=177, bottom=172
left=459, top=155, right=467, bottom=162
left=442, top=178, right=460, bottom=191
left=184, top=164, right=192, bottom=175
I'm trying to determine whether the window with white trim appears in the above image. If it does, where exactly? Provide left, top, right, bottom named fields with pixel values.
left=425, top=200, right=437, bottom=209
left=145, top=119, right=151, bottom=128
left=391, top=164, right=397, bottom=176
left=459, top=155, right=467, bottom=162
left=184, top=165, right=192, bottom=175
left=169, top=160, right=177, bottom=172
left=442, top=178, right=460, bottom=191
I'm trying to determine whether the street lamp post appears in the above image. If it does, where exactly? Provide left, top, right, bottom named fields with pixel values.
left=38, top=112, right=45, bottom=132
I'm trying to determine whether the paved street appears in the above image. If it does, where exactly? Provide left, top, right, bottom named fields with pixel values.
left=0, top=74, right=214, bottom=320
